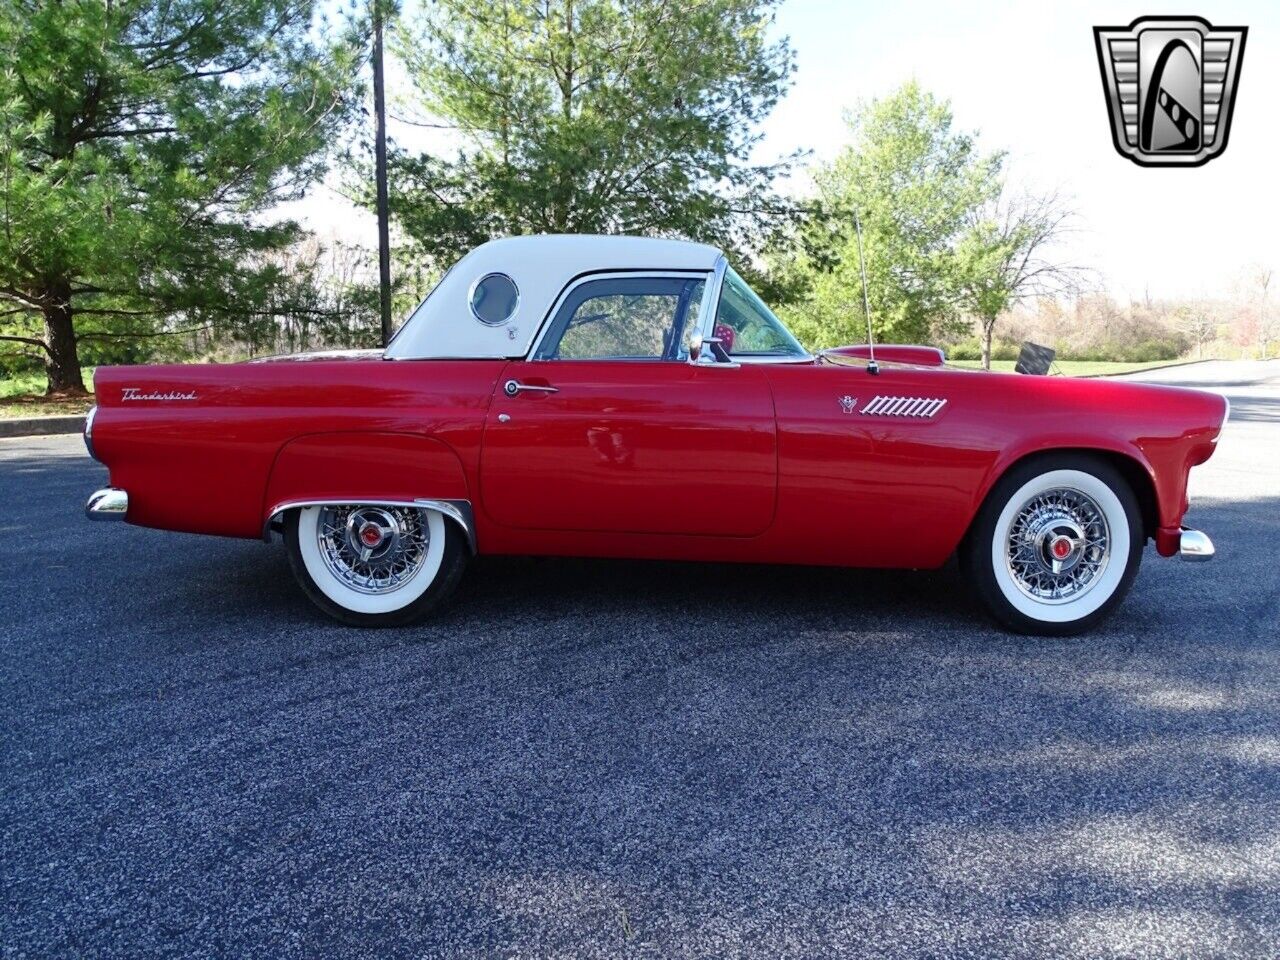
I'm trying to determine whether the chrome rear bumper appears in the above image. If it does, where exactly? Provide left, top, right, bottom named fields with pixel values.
left=1179, top=528, right=1214, bottom=562
left=86, top=487, right=128, bottom=521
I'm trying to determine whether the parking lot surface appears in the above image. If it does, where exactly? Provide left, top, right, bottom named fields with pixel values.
left=3, top=360, right=1278, bottom=958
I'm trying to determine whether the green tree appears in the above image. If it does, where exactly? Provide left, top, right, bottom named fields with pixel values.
left=776, top=82, right=1001, bottom=348
left=376, top=0, right=796, bottom=270
left=0, top=0, right=356, bottom=394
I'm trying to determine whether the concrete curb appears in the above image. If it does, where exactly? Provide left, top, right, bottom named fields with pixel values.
left=1097, top=357, right=1280, bottom=377
left=0, top=415, right=86, bottom=439
left=1085, top=358, right=1217, bottom=378
left=951, top=358, right=1222, bottom=377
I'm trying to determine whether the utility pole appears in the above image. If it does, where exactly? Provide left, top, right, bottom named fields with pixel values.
left=372, top=0, right=393, bottom=346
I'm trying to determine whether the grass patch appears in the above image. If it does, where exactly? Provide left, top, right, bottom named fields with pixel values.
left=947, top=359, right=1181, bottom=377
left=0, top=394, right=95, bottom=419
left=0, top=367, right=95, bottom=398
left=0, top=367, right=95, bottom=418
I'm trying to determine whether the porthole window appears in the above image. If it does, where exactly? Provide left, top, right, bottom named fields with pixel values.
left=469, top=273, right=519, bottom=326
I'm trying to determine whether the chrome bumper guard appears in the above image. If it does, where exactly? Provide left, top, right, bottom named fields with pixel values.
left=1179, top=528, right=1214, bottom=562
left=86, top=487, right=128, bottom=521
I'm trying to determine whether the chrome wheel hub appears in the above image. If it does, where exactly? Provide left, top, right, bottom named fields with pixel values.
left=1006, top=488, right=1110, bottom=604
left=316, top=505, right=429, bottom=595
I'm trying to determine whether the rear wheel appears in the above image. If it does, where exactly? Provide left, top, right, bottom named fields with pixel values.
left=962, top=455, right=1144, bottom=635
left=285, top=503, right=467, bottom=627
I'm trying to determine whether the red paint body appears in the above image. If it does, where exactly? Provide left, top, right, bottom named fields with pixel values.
left=91, top=353, right=1226, bottom=567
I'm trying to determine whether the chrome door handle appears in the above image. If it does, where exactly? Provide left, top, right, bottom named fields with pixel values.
left=504, top=379, right=558, bottom=397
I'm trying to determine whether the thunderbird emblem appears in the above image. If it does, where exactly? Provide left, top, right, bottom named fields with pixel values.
left=1094, top=16, right=1247, bottom=167
left=121, top=387, right=197, bottom=401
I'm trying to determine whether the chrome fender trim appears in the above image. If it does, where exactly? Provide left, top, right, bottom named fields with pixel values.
left=264, top=498, right=477, bottom=554
left=83, top=405, right=99, bottom=462
left=1179, top=528, right=1215, bottom=562
left=86, top=487, right=128, bottom=521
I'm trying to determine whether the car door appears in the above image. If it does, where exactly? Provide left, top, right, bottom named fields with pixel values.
left=765, top=359, right=985, bottom=569
left=478, top=272, right=777, bottom=537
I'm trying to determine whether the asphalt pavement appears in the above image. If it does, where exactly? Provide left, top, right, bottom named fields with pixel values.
left=2, top=360, right=1278, bottom=958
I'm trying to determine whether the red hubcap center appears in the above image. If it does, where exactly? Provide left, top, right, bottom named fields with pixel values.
left=1050, top=537, right=1073, bottom=560
left=359, top=523, right=384, bottom=547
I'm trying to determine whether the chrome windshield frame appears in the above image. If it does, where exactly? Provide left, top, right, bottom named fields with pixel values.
left=690, top=256, right=812, bottom=365
left=695, top=255, right=729, bottom=345
left=688, top=255, right=731, bottom=367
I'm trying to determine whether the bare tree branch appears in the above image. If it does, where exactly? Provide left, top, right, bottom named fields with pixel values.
left=959, top=179, right=1093, bottom=367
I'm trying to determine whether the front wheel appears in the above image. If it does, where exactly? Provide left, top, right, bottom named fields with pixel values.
left=285, top=503, right=467, bottom=627
left=962, top=455, right=1144, bottom=636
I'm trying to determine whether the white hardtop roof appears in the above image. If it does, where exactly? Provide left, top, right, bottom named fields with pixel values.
left=385, top=234, right=724, bottom=360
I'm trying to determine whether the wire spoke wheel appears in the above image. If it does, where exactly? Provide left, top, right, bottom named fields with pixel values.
left=288, top=502, right=464, bottom=626
left=966, top=459, right=1141, bottom=635
left=1004, top=487, right=1111, bottom=605
left=315, top=505, right=430, bottom=595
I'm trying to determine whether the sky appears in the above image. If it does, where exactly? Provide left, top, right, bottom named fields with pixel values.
left=288, top=0, right=1279, bottom=302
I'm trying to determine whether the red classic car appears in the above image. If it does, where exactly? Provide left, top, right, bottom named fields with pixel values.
left=83, top=235, right=1226, bottom=634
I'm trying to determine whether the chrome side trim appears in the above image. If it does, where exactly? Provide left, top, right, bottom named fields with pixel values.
left=83, top=405, right=98, bottom=461
left=86, top=487, right=128, bottom=521
left=860, top=395, right=947, bottom=418
left=1179, top=528, right=1215, bottom=562
left=264, top=498, right=477, bottom=554
left=416, top=499, right=476, bottom=554
left=731, top=354, right=817, bottom=365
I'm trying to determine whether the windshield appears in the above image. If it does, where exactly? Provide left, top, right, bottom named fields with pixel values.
left=714, top=267, right=808, bottom=359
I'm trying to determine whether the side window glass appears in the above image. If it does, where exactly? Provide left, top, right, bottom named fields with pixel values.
left=536, top=276, right=707, bottom=360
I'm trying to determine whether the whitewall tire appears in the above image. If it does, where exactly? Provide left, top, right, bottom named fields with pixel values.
left=962, top=455, right=1144, bottom=636
left=285, top=504, right=467, bottom=626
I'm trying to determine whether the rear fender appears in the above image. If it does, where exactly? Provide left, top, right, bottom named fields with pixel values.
left=263, top=432, right=474, bottom=549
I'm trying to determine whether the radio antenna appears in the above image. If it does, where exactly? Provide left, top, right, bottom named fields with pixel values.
left=852, top=208, right=879, bottom=375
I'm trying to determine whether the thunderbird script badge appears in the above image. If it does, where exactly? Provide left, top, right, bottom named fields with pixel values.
left=1094, top=16, right=1247, bottom=167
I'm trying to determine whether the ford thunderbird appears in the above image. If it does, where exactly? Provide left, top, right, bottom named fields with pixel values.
left=83, top=235, right=1226, bottom=634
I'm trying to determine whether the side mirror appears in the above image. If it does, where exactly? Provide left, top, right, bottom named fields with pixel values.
left=688, top=333, right=731, bottom=365
left=688, top=332, right=704, bottom=363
